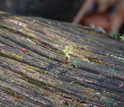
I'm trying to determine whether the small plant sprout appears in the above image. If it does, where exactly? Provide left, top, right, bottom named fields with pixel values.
left=63, top=45, right=73, bottom=64
left=111, top=31, right=119, bottom=39
left=120, top=34, right=124, bottom=42
left=72, top=101, right=82, bottom=107
left=102, top=97, right=114, bottom=107
left=69, top=59, right=80, bottom=68
left=107, top=67, right=118, bottom=77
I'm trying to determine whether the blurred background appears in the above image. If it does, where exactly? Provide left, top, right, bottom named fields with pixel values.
left=0, top=0, right=123, bottom=34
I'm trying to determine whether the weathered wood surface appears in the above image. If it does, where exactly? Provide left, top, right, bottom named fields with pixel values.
left=0, top=11, right=124, bottom=107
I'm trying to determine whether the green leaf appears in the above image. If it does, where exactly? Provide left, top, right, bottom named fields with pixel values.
left=120, top=34, right=124, bottom=42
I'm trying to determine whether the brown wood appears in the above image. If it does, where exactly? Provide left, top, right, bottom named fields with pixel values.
left=0, top=11, right=124, bottom=107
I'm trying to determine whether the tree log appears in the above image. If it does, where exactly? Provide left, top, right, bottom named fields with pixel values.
left=0, top=11, right=124, bottom=107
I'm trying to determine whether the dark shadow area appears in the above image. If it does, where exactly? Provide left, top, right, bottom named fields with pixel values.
left=0, top=0, right=84, bottom=22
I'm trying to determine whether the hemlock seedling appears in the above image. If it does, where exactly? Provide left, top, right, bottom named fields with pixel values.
left=63, top=45, right=73, bottom=63
left=120, top=34, right=124, bottom=42
left=102, top=97, right=114, bottom=107
left=69, top=59, right=80, bottom=68
left=63, top=45, right=73, bottom=59
left=107, top=67, right=118, bottom=77
left=111, top=31, right=119, bottom=39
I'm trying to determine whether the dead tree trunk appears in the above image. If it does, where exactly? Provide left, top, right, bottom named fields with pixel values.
left=0, top=11, right=124, bottom=107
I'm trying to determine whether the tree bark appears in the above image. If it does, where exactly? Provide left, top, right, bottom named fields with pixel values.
left=0, top=11, right=124, bottom=107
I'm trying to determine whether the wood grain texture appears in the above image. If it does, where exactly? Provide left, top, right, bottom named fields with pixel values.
left=0, top=11, right=124, bottom=107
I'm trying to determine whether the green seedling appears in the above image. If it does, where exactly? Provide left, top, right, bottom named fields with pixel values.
left=111, top=31, right=119, bottom=39
left=102, top=97, right=114, bottom=107
left=63, top=45, right=73, bottom=64
left=107, top=67, right=118, bottom=77
left=120, top=34, right=124, bottom=42
left=69, top=59, right=80, bottom=68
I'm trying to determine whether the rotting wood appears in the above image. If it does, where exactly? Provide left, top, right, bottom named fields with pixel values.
left=0, top=11, right=124, bottom=107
